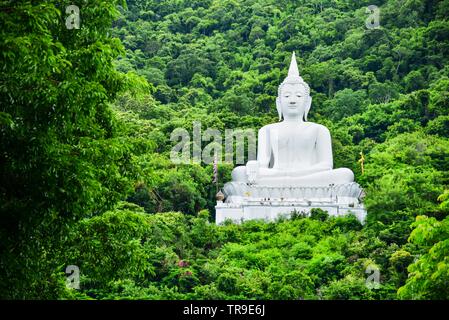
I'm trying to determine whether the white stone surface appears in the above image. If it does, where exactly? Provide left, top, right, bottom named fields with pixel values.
left=215, top=202, right=367, bottom=225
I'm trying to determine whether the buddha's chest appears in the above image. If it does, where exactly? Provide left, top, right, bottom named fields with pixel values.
left=270, top=126, right=317, bottom=153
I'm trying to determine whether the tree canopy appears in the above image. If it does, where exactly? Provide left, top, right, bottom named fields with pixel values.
left=1, top=0, right=449, bottom=299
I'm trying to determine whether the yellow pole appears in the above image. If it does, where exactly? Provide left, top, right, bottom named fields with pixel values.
left=358, top=151, right=365, bottom=175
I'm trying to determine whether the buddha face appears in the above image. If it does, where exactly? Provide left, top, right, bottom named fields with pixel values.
left=279, top=83, right=308, bottom=121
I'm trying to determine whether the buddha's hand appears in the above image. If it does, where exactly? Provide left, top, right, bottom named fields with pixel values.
left=246, top=160, right=259, bottom=184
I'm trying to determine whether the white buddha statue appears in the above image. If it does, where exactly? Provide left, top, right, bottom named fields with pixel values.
left=229, top=52, right=354, bottom=188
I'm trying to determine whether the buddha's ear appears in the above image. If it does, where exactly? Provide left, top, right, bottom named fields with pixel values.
left=304, top=96, right=312, bottom=121
left=276, top=97, right=282, bottom=121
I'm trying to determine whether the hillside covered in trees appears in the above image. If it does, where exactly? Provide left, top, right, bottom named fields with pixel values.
left=1, top=0, right=449, bottom=299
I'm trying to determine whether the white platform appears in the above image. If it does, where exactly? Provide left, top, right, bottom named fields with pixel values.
left=216, top=182, right=367, bottom=225
left=215, top=200, right=367, bottom=225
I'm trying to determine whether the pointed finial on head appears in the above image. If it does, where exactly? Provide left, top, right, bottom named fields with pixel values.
left=276, top=51, right=312, bottom=121
left=288, top=52, right=300, bottom=77
left=278, top=51, right=310, bottom=93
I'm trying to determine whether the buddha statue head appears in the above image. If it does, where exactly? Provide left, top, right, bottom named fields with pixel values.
left=276, top=52, right=312, bottom=122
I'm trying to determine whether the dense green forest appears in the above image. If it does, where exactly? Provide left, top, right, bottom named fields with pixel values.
left=1, top=0, right=449, bottom=299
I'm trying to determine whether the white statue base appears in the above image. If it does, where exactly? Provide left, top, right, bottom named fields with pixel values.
left=215, top=182, right=367, bottom=224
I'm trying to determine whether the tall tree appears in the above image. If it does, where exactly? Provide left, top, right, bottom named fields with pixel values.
left=0, top=0, right=133, bottom=298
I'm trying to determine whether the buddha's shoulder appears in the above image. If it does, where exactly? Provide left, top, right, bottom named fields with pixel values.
left=259, top=123, right=279, bottom=132
left=307, top=122, right=330, bottom=132
left=260, top=122, right=330, bottom=132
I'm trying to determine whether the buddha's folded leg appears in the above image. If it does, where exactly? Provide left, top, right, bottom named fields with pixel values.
left=258, top=167, right=282, bottom=176
left=232, top=166, right=283, bottom=183
left=257, top=168, right=354, bottom=187
left=287, top=168, right=354, bottom=186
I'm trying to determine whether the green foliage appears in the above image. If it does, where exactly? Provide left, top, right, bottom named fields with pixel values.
left=320, top=275, right=375, bottom=300
left=398, top=214, right=449, bottom=299
left=310, top=208, right=329, bottom=222
left=60, top=207, right=404, bottom=300
left=0, top=0, right=138, bottom=299
left=2, top=0, right=449, bottom=300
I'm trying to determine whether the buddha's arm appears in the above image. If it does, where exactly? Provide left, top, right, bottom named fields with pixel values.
left=257, top=127, right=271, bottom=168
left=314, top=126, right=333, bottom=170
